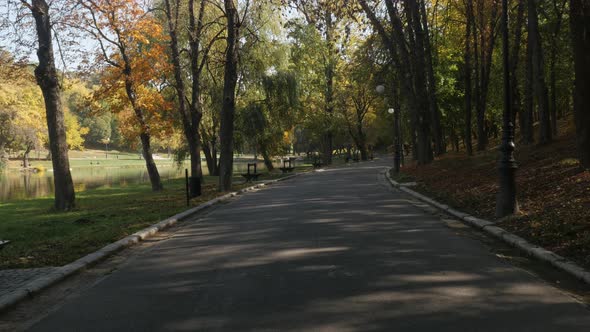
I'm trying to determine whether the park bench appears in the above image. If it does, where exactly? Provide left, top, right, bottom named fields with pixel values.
left=241, top=163, right=261, bottom=182
left=279, top=159, right=295, bottom=173
left=0, top=240, right=10, bottom=250
left=312, top=158, right=323, bottom=168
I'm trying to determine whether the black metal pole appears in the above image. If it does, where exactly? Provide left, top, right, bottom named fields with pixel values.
left=394, top=110, right=401, bottom=173
left=496, top=0, right=519, bottom=217
left=185, top=169, right=189, bottom=207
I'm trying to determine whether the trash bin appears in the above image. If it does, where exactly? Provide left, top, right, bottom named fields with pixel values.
left=189, top=176, right=201, bottom=197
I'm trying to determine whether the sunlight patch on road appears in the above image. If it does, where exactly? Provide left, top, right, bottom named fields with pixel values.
left=273, top=247, right=349, bottom=259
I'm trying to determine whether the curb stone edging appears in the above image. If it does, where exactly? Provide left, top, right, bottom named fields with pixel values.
left=0, top=173, right=300, bottom=313
left=384, top=168, right=590, bottom=286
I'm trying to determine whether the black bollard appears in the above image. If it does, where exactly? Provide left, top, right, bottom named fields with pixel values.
left=185, top=169, right=189, bottom=207
left=189, top=176, right=201, bottom=197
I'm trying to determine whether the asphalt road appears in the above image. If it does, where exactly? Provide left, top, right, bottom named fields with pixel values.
left=30, top=162, right=590, bottom=331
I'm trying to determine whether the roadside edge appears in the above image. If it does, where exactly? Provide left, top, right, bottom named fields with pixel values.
left=0, top=173, right=301, bottom=313
left=384, top=168, right=590, bottom=285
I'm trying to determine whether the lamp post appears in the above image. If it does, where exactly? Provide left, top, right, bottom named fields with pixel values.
left=496, top=0, right=518, bottom=217
left=388, top=108, right=402, bottom=174
left=376, top=84, right=401, bottom=173
left=105, top=137, right=110, bottom=159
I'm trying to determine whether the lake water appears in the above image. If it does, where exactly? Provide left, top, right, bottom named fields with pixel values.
left=0, top=160, right=298, bottom=201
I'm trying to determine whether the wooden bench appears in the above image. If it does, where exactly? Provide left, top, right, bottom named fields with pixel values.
left=312, top=158, right=323, bottom=168
left=241, top=163, right=261, bottom=182
left=279, top=159, right=295, bottom=173
left=0, top=240, right=10, bottom=250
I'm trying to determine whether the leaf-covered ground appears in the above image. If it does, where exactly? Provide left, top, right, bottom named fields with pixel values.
left=396, top=123, right=590, bottom=268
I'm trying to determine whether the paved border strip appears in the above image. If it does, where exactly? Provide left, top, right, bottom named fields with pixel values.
left=384, top=168, right=590, bottom=285
left=0, top=173, right=301, bottom=313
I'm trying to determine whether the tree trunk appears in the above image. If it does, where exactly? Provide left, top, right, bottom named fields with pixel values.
left=523, top=26, right=535, bottom=144
left=529, top=0, right=552, bottom=144
left=139, top=133, right=162, bottom=191
left=511, top=0, right=525, bottom=129
left=203, top=141, right=219, bottom=176
left=23, top=146, right=31, bottom=169
left=356, top=124, right=368, bottom=161
left=408, top=0, right=433, bottom=164
left=420, top=0, right=445, bottom=156
left=187, top=0, right=206, bottom=183
left=164, top=0, right=200, bottom=194
left=261, top=147, right=274, bottom=172
left=219, top=0, right=239, bottom=191
left=464, top=0, right=474, bottom=156
left=323, top=10, right=335, bottom=165
left=549, top=0, right=566, bottom=136
left=571, top=0, right=590, bottom=168
left=30, top=0, right=75, bottom=210
left=123, top=72, right=162, bottom=191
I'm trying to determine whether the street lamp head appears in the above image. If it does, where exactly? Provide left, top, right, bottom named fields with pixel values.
left=388, top=108, right=395, bottom=114
left=376, top=85, right=385, bottom=94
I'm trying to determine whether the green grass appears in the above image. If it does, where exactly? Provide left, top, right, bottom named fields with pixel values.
left=7, top=150, right=175, bottom=170
left=0, top=170, right=299, bottom=269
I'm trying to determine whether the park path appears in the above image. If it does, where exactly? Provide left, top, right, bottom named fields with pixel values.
left=29, top=162, right=590, bottom=331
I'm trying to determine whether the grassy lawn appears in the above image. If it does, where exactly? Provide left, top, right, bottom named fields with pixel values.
left=7, top=150, right=175, bottom=170
left=0, top=170, right=302, bottom=269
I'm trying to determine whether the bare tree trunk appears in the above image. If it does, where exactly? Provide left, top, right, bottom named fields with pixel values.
left=219, top=0, right=239, bottom=191
left=464, top=0, right=474, bottom=156
left=202, top=141, right=219, bottom=176
left=523, top=26, right=535, bottom=144
left=407, top=0, right=433, bottom=164
left=549, top=0, right=566, bottom=136
left=29, top=0, right=75, bottom=210
left=511, top=0, right=525, bottom=127
left=323, top=11, right=335, bottom=165
left=23, top=146, right=31, bottom=169
left=187, top=0, right=206, bottom=183
left=139, top=133, right=162, bottom=191
left=260, top=146, right=274, bottom=172
left=164, top=0, right=202, bottom=195
left=420, top=0, right=444, bottom=155
left=529, top=0, right=552, bottom=144
left=123, top=70, right=162, bottom=191
left=571, top=0, right=590, bottom=169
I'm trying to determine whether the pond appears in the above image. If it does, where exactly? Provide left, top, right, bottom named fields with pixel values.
left=0, top=159, right=300, bottom=201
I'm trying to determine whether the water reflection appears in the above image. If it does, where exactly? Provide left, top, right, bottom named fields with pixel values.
left=0, top=160, right=299, bottom=201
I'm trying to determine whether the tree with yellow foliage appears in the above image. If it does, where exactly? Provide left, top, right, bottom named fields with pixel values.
left=77, top=0, right=172, bottom=191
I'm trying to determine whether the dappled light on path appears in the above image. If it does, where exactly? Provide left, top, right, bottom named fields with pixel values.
left=30, top=162, right=590, bottom=332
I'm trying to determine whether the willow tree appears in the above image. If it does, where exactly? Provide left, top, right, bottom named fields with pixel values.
left=239, top=72, right=299, bottom=171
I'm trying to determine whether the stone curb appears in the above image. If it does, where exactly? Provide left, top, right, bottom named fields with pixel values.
left=0, top=173, right=300, bottom=313
left=384, top=168, right=590, bottom=285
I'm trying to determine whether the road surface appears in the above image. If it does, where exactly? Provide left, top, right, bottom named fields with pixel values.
left=29, top=162, right=590, bottom=331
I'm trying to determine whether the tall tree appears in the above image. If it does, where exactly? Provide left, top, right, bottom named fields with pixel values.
left=571, top=0, right=590, bottom=169
left=472, top=0, right=499, bottom=151
left=20, top=0, right=75, bottom=210
left=78, top=0, right=164, bottom=191
left=528, top=0, right=552, bottom=144
left=163, top=0, right=223, bottom=194
left=464, top=0, right=474, bottom=156
left=218, top=0, right=240, bottom=191
left=358, top=0, right=433, bottom=164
